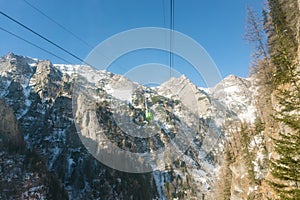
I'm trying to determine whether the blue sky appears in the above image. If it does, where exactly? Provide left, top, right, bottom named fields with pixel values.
left=0, top=0, right=264, bottom=86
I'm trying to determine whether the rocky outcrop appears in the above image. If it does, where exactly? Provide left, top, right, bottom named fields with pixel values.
left=0, top=52, right=264, bottom=199
left=0, top=99, right=23, bottom=147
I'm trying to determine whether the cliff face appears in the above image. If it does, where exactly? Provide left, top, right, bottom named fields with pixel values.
left=297, top=0, right=300, bottom=65
left=0, top=99, right=22, bottom=146
left=236, top=1, right=300, bottom=199
left=0, top=52, right=262, bottom=199
left=1, top=46, right=297, bottom=198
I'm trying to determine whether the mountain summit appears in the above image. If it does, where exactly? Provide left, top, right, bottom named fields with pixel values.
left=0, top=53, right=260, bottom=199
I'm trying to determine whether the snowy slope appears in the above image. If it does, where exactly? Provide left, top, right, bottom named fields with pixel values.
left=0, top=53, right=259, bottom=199
left=210, top=75, right=257, bottom=123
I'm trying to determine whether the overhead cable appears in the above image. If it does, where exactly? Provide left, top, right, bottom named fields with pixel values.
left=22, top=0, right=92, bottom=48
left=0, top=26, right=72, bottom=64
left=0, top=10, right=92, bottom=66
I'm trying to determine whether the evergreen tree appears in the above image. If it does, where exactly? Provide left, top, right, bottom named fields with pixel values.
left=265, top=0, right=300, bottom=199
left=270, top=68, right=300, bottom=199
left=265, top=0, right=298, bottom=85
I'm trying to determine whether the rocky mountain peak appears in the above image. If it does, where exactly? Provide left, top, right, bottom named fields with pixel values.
left=5, top=52, right=15, bottom=59
left=0, top=53, right=261, bottom=199
left=170, top=74, right=191, bottom=85
left=30, top=60, right=65, bottom=100
left=218, top=74, right=249, bottom=87
left=158, top=74, right=196, bottom=95
left=36, top=60, right=52, bottom=69
left=0, top=52, right=33, bottom=76
left=209, top=74, right=256, bottom=123
left=176, top=74, right=189, bottom=81
left=35, top=60, right=62, bottom=80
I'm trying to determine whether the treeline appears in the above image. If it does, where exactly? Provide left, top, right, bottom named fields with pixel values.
left=247, top=0, right=300, bottom=199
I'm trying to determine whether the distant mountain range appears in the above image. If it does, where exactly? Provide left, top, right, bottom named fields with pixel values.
left=0, top=52, right=260, bottom=199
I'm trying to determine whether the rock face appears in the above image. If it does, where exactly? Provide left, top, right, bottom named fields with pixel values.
left=0, top=53, right=259, bottom=199
left=0, top=99, right=22, bottom=146
left=211, top=75, right=257, bottom=123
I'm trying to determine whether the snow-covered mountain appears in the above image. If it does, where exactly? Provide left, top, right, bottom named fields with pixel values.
left=0, top=53, right=258, bottom=199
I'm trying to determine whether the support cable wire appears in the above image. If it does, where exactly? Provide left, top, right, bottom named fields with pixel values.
left=0, top=25, right=125, bottom=84
left=20, top=2, right=127, bottom=72
left=0, top=26, right=72, bottom=64
left=162, top=0, right=166, bottom=27
left=22, top=0, right=92, bottom=48
left=0, top=11, right=127, bottom=82
left=0, top=10, right=92, bottom=66
left=169, top=0, right=174, bottom=78
left=0, top=25, right=126, bottom=89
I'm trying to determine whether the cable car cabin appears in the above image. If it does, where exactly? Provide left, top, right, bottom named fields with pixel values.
left=145, top=110, right=153, bottom=122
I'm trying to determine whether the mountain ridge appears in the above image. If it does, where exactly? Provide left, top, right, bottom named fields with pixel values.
left=0, top=52, right=259, bottom=199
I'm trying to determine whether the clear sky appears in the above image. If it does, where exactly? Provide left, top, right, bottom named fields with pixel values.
left=0, top=0, right=264, bottom=87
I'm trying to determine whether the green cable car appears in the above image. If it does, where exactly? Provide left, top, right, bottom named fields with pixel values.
left=145, top=109, right=153, bottom=122
left=144, top=97, right=153, bottom=122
